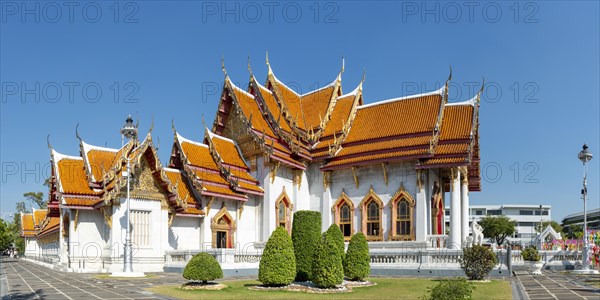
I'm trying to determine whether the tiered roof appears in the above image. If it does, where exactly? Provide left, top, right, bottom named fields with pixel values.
left=20, top=209, right=60, bottom=238
left=212, top=58, right=482, bottom=191
left=168, top=128, right=263, bottom=202
left=46, top=129, right=205, bottom=217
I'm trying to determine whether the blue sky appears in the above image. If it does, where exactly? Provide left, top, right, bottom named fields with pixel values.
left=1, top=1, right=598, bottom=222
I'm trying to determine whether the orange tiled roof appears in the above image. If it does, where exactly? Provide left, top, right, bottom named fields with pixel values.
left=57, top=158, right=100, bottom=195
left=203, top=184, right=246, bottom=197
left=209, top=134, right=248, bottom=169
left=439, top=105, right=474, bottom=141
left=33, top=210, right=48, bottom=227
left=38, top=217, right=60, bottom=236
left=180, top=141, right=219, bottom=170
left=232, top=83, right=277, bottom=138
left=87, top=149, right=119, bottom=181
left=324, top=148, right=429, bottom=168
left=320, top=93, right=355, bottom=137
left=301, top=85, right=336, bottom=130
left=192, top=169, right=230, bottom=185
left=164, top=169, right=200, bottom=204
left=343, top=94, right=442, bottom=144
left=420, top=157, right=468, bottom=166
left=63, top=196, right=102, bottom=207
left=336, top=136, right=432, bottom=157
left=21, top=214, right=35, bottom=232
left=237, top=180, right=264, bottom=193
left=418, top=103, right=475, bottom=167
left=273, top=79, right=303, bottom=127
left=256, top=83, right=292, bottom=133
left=180, top=206, right=204, bottom=215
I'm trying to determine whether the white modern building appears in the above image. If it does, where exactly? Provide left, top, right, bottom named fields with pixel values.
left=445, top=204, right=551, bottom=245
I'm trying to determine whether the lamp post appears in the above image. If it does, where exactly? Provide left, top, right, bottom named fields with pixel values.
left=112, top=115, right=144, bottom=277
left=574, top=144, right=598, bottom=274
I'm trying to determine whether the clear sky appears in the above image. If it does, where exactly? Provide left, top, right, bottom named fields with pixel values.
left=1, top=1, right=598, bottom=222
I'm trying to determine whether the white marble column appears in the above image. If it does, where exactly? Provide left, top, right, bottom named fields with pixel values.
left=450, top=169, right=462, bottom=249
left=415, top=171, right=427, bottom=242
left=322, top=186, right=333, bottom=232
left=461, top=176, right=470, bottom=246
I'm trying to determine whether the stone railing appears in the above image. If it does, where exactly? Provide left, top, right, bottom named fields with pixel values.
left=426, top=235, right=449, bottom=249
left=164, top=246, right=589, bottom=272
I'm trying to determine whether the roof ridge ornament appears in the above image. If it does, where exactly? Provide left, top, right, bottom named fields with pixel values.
left=75, top=123, right=82, bottom=142
left=171, top=119, right=177, bottom=135
left=247, top=56, right=253, bottom=77
left=341, top=56, right=345, bottom=74
left=266, top=51, right=271, bottom=75
left=148, top=114, right=154, bottom=134
left=47, top=134, right=52, bottom=150
left=221, top=55, right=228, bottom=78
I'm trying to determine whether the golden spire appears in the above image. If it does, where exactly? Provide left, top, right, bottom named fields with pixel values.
left=221, top=55, right=228, bottom=77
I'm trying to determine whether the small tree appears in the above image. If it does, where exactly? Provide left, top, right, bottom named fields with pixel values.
left=312, top=235, right=344, bottom=288
left=521, top=245, right=541, bottom=262
left=183, top=252, right=223, bottom=284
left=291, top=211, right=322, bottom=281
left=344, top=232, right=370, bottom=281
left=423, top=278, right=475, bottom=300
left=324, top=224, right=345, bottom=263
left=459, top=245, right=497, bottom=280
left=479, top=216, right=516, bottom=245
left=259, top=227, right=296, bottom=286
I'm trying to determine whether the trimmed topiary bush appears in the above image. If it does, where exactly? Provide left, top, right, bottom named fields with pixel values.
left=324, top=224, right=345, bottom=264
left=182, top=252, right=223, bottom=284
left=459, top=244, right=497, bottom=280
left=258, top=226, right=296, bottom=286
left=291, top=210, right=322, bottom=281
left=311, top=235, right=344, bottom=288
left=521, top=245, right=541, bottom=262
left=344, top=232, right=370, bottom=281
left=423, top=278, right=475, bottom=300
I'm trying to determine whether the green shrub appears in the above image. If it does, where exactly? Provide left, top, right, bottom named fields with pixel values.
left=182, top=252, right=223, bottom=283
left=521, top=245, right=541, bottom=262
left=423, top=278, right=475, bottom=300
left=459, top=245, right=497, bottom=280
left=324, top=224, right=345, bottom=264
left=344, top=232, right=370, bottom=281
left=258, top=226, right=296, bottom=286
left=311, top=235, right=344, bottom=288
left=291, top=210, right=322, bottom=281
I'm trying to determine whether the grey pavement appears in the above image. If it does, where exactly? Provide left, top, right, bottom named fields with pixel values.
left=515, top=270, right=600, bottom=300
left=1, top=258, right=181, bottom=300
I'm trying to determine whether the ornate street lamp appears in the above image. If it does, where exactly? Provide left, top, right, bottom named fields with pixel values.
left=574, top=144, right=599, bottom=274
left=112, top=115, right=144, bottom=277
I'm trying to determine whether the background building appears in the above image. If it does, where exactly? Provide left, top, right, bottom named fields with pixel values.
left=445, top=204, right=551, bottom=245
left=562, top=208, right=600, bottom=231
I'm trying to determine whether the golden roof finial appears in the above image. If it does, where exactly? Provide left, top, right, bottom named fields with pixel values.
left=247, top=56, right=253, bottom=77
left=448, top=65, right=453, bottom=82
left=201, top=113, right=206, bottom=129
left=266, top=51, right=273, bottom=75
left=46, top=134, right=52, bottom=150
left=341, top=56, right=345, bottom=74
left=149, top=114, right=154, bottom=134
left=221, top=55, right=228, bottom=77
left=75, top=123, right=81, bottom=142
left=171, top=119, right=177, bottom=135
left=156, top=136, right=160, bottom=151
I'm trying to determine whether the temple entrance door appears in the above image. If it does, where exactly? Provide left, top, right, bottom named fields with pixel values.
left=216, top=231, right=227, bottom=248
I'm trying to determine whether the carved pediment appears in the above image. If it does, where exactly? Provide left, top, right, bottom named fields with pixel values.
left=130, top=156, right=169, bottom=202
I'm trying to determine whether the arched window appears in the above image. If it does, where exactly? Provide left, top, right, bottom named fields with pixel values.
left=360, top=187, right=383, bottom=241
left=275, top=189, right=292, bottom=233
left=390, top=186, right=415, bottom=241
left=211, top=207, right=236, bottom=248
left=333, top=192, right=355, bottom=240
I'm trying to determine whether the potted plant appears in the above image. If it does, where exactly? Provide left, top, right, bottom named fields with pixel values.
left=522, top=245, right=543, bottom=275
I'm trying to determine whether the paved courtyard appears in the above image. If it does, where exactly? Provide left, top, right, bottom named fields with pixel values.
left=515, top=270, right=600, bottom=300
left=2, top=258, right=600, bottom=299
left=1, top=258, right=181, bottom=300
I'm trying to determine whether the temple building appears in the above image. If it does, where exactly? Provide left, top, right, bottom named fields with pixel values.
left=21, top=58, right=482, bottom=273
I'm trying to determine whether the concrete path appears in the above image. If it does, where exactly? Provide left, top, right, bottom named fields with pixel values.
left=515, top=270, right=600, bottom=300
left=1, top=258, right=179, bottom=300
